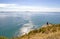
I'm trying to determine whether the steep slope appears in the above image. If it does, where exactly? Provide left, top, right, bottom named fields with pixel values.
left=12, top=24, right=60, bottom=39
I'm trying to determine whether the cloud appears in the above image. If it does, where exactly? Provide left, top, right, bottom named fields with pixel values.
left=0, top=4, right=60, bottom=12
left=0, top=4, right=16, bottom=7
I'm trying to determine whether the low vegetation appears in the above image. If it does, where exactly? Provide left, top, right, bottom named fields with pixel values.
left=1, top=24, right=60, bottom=39
left=0, top=36, right=8, bottom=39
left=14, top=24, right=60, bottom=39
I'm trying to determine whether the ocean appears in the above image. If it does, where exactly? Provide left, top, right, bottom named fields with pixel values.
left=0, top=12, right=60, bottom=38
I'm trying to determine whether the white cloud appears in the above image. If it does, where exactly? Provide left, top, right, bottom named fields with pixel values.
left=0, top=4, right=16, bottom=8
left=0, top=4, right=60, bottom=12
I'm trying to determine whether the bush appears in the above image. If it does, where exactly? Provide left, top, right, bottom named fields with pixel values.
left=0, top=36, right=8, bottom=39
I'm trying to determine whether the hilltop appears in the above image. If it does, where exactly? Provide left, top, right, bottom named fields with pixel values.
left=12, top=24, right=60, bottom=39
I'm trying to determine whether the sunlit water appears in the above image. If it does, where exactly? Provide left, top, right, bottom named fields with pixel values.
left=0, top=12, right=60, bottom=38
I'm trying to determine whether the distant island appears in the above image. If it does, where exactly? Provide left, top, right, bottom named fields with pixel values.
left=0, top=11, right=60, bottom=13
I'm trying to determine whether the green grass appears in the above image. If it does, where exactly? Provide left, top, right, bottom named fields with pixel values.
left=0, top=36, right=9, bottom=39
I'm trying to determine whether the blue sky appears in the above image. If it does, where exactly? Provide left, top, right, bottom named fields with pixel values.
left=0, top=0, right=60, bottom=12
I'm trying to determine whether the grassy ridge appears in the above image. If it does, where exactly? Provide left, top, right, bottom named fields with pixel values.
left=0, top=24, right=60, bottom=39
left=14, top=24, right=60, bottom=39
left=28, top=24, right=60, bottom=34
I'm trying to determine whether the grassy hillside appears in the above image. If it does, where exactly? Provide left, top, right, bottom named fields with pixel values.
left=0, top=36, right=8, bottom=39
left=1, top=24, right=60, bottom=39
left=12, top=24, right=60, bottom=39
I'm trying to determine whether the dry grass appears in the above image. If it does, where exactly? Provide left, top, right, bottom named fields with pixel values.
left=16, top=32, right=60, bottom=39
left=14, top=24, right=60, bottom=39
left=1, top=24, right=60, bottom=39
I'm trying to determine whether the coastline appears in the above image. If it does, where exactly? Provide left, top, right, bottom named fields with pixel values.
left=1, top=24, right=60, bottom=39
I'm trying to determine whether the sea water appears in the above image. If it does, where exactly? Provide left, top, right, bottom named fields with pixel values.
left=0, top=12, right=60, bottom=38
